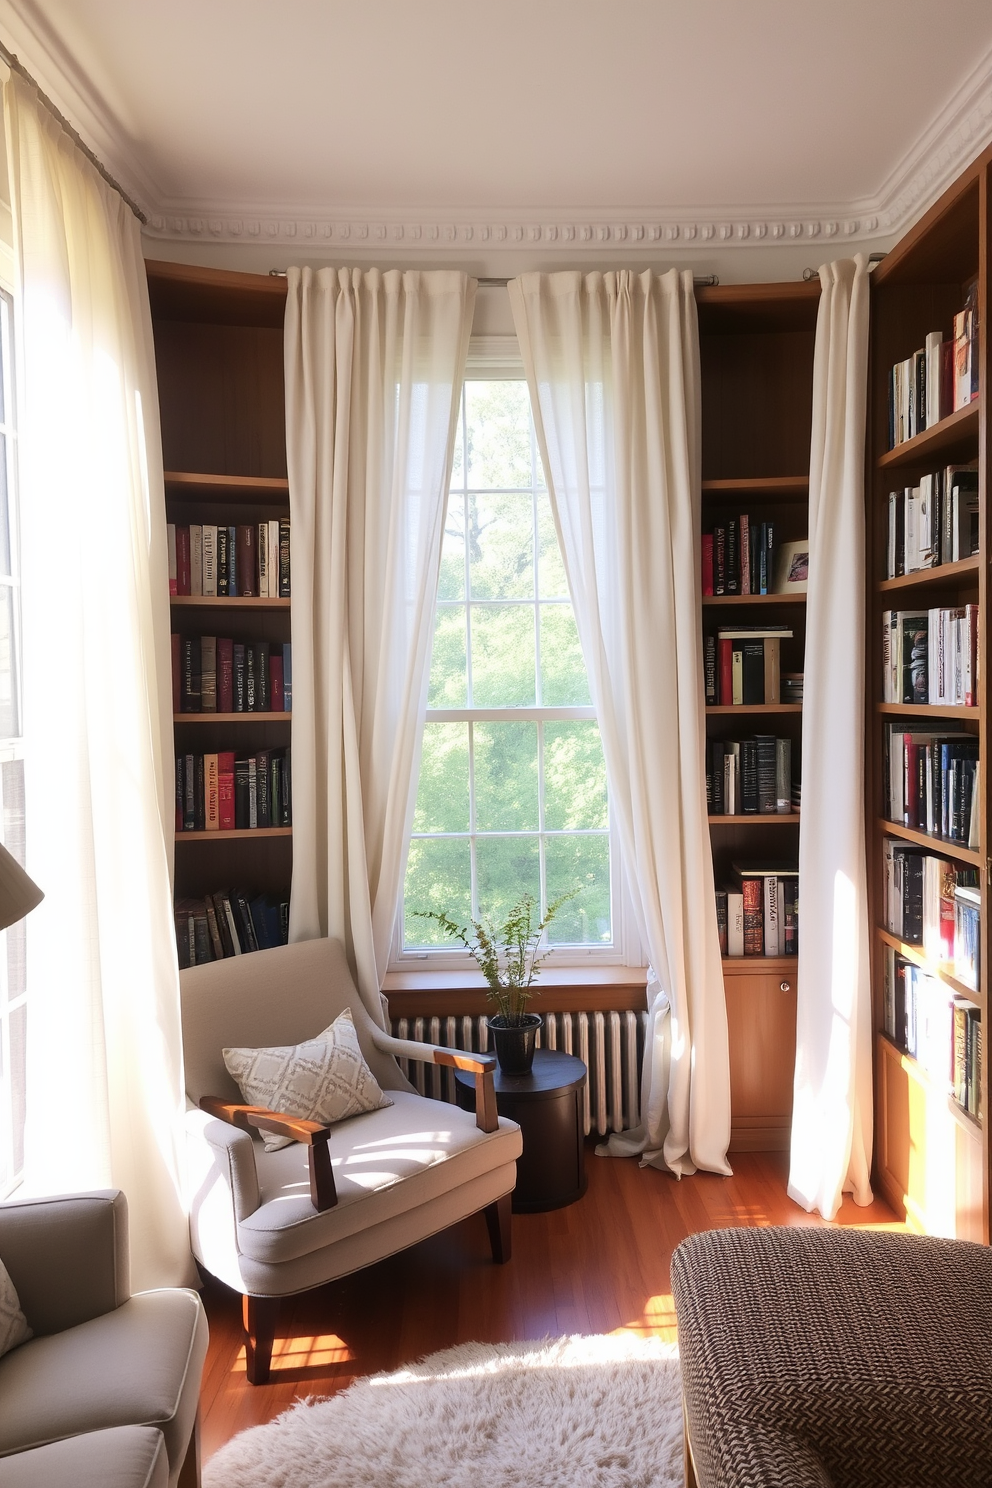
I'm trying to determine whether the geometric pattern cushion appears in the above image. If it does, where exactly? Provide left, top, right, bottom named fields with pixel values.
left=0, top=1254, right=31, bottom=1357
left=224, top=1006, right=392, bottom=1151
left=670, top=1225, right=992, bottom=1488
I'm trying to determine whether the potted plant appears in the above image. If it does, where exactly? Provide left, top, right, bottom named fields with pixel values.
left=415, top=891, right=576, bottom=1074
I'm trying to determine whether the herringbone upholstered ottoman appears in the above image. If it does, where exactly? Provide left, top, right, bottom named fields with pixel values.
left=670, top=1226, right=992, bottom=1488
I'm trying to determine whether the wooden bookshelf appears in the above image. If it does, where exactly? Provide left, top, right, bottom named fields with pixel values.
left=697, top=281, right=817, bottom=1152
left=148, top=259, right=293, bottom=954
left=867, top=146, right=989, bottom=1243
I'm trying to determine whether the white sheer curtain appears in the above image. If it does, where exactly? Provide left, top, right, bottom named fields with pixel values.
left=789, top=255, right=873, bottom=1219
left=285, top=267, right=474, bottom=1022
left=6, top=76, right=192, bottom=1287
left=509, top=270, right=731, bottom=1177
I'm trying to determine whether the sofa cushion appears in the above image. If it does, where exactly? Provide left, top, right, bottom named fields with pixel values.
left=0, top=1426, right=168, bottom=1488
left=0, top=1257, right=30, bottom=1358
left=0, top=1288, right=207, bottom=1472
left=224, top=1007, right=391, bottom=1150
left=234, top=1089, right=522, bottom=1264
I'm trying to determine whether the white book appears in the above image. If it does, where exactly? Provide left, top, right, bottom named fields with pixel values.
left=189, top=522, right=203, bottom=596
left=925, top=331, right=943, bottom=429
left=727, top=892, right=744, bottom=957
left=257, top=522, right=269, bottom=598
left=969, top=761, right=981, bottom=850
left=763, top=876, right=780, bottom=957
left=201, top=524, right=217, bottom=597
left=268, top=520, right=280, bottom=598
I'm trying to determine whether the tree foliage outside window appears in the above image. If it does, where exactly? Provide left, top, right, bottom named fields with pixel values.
left=403, top=380, right=613, bottom=952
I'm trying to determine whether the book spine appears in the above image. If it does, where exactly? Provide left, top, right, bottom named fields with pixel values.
left=741, top=878, right=763, bottom=956
left=727, top=891, right=744, bottom=956
left=245, top=644, right=257, bottom=712
left=269, top=652, right=285, bottom=712
left=755, top=734, right=777, bottom=814
left=217, top=637, right=234, bottom=714
left=257, top=521, right=269, bottom=599
left=740, top=515, right=751, bottom=596
left=190, top=523, right=203, bottom=596
left=740, top=739, right=758, bottom=814
left=204, top=753, right=219, bottom=831
left=279, top=517, right=291, bottom=597
left=775, top=737, right=791, bottom=814
left=269, top=520, right=280, bottom=599
left=763, top=876, right=780, bottom=957
left=283, top=643, right=292, bottom=711
left=731, top=646, right=743, bottom=706
left=718, top=637, right=733, bottom=706
left=167, top=524, right=178, bottom=596
left=701, top=533, right=714, bottom=596
left=726, top=518, right=739, bottom=595
left=216, top=524, right=229, bottom=597
left=254, top=640, right=270, bottom=711
left=227, top=526, right=238, bottom=596
left=176, top=526, right=191, bottom=595
left=255, top=750, right=271, bottom=828
left=713, top=526, right=726, bottom=596
left=217, top=751, right=236, bottom=831
left=200, top=635, right=217, bottom=713
left=715, top=890, right=728, bottom=957
left=237, top=524, right=257, bottom=597
left=233, top=643, right=246, bottom=712
left=171, top=633, right=181, bottom=715
left=181, top=636, right=201, bottom=713
left=201, top=525, right=218, bottom=597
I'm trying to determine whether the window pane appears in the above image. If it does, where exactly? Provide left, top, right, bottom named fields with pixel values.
left=474, top=722, right=538, bottom=832
left=470, top=604, right=535, bottom=707
left=476, top=835, right=540, bottom=924
left=413, top=723, right=469, bottom=833
left=8, top=1002, right=24, bottom=1176
left=543, top=721, right=608, bottom=830
left=449, top=407, right=464, bottom=487
left=438, top=496, right=466, bottom=601
left=427, top=605, right=467, bottom=708
left=0, top=587, right=20, bottom=737
left=0, top=439, right=11, bottom=577
left=404, top=837, right=472, bottom=945
left=540, top=605, right=589, bottom=706
left=546, top=835, right=612, bottom=945
left=468, top=492, right=534, bottom=600
left=466, top=381, right=532, bottom=490
left=536, top=493, right=567, bottom=598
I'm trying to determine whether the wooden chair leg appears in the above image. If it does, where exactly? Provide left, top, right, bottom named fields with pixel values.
left=243, top=1294, right=279, bottom=1385
left=177, top=1408, right=201, bottom=1488
left=484, top=1193, right=512, bottom=1264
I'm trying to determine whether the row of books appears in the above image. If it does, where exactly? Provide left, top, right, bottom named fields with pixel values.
left=888, top=286, right=978, bottom=448
left=707, top=735, right=794, bottom=816
left=168, top=519, right=290, bottom=599
left=175, top=887, right=289, bottom=969
left=703, top=627, right=790, bottom=706
left=171, top=635, right=292, bottom=714
left=175, top=749, right=292, bottom=833
left=885, top=464, right=978, bottom=577
left=883, top=723, right=979, bottom=846
left=881, top=606, right=978, bottom=707
left=882, top=839, right=980, bottom=986
left=715, top=862, right=798, bottom=958
left=702, top=517, right=775, bottom=596
left=883, top=948, right=981, bottom=1121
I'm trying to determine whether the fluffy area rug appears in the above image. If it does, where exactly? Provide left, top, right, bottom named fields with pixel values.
left=204, top=1333, right=683, bottom=1488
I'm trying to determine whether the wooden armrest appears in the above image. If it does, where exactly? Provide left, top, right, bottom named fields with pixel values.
left=370, top=1030, right=499, bottom=1135
left=199, top=1095, right=338, bottom=1212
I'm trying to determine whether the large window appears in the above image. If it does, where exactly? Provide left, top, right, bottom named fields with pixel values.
left=401, top=377, right=615, bottom=958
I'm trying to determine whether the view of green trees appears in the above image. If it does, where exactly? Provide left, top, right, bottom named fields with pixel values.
left=404, top=381, right=612, bottom=951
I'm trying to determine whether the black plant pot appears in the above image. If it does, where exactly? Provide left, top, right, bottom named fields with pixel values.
left=488, top=1013, right=541, bottom=1075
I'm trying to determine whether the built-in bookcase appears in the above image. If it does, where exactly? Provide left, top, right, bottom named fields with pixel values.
left=696, top=283, right=819, bottom=1151
left=146, top=261, right=293, bottom=916
left=868, top=154, right=990, bottom=1242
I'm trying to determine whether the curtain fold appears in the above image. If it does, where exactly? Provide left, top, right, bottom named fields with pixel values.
left=285, top=267, right=475, bottom=1022
left=6, top=76, right=192, bottom=1287
left=509, top=269, right=730, bottom=1176
left=788, top=255, right=873, bottom=1219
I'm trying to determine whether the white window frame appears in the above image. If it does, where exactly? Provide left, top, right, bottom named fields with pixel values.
left=390, top=337, right=643, bottom=975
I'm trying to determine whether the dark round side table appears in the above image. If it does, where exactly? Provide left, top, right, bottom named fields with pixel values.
left=454, top=1047, right=588, bottom=1212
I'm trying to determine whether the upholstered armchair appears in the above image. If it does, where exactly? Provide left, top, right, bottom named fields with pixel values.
left=181, top=936, right=522, bottom=1383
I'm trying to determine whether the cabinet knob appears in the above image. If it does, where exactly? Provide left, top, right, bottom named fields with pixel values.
left=780, top=980, right=792, bottom=992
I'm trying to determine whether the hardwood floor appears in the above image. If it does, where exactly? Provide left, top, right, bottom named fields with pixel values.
left=198, top=1143, right=903, bottom=1463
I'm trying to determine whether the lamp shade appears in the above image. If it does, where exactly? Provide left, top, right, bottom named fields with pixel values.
left=0, top=841, right=43, bottom=930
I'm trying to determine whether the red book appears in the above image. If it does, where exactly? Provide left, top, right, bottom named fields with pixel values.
left=237, top=525, right=257, bottom=597
left=175, top=526, right=191, bottom=596
left=718, top=637, right=733, bottom=706
left=170, top=633, right=181, bottom=714
left=741, top=878, right=764, bottom=955
left=217, top=751, right=236, bottom=831
left=217, top=638, right=234, bottom=714
left=269, top=652, right=284, bottom=712
left=701, top=534, right=714, bottom=596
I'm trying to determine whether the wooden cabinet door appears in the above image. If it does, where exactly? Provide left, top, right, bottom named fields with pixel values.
left=724, top=966, right=797, bottom=1151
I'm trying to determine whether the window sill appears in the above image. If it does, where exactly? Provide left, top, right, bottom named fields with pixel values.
left=383, top=965, right=648, bottom=1019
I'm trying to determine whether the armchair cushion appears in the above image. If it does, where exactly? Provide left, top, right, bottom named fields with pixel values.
left=0, top=1426, right=169, bottom=1488
left=223, top=1007, right=391, bottom=1151
left=0, top=1259, right=30, bottom=1358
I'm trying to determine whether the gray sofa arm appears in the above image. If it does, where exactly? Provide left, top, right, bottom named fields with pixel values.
left=0, top=1189, right=129, bottom=1336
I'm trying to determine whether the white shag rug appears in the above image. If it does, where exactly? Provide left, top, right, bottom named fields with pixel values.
left=204, top=1333, right=683, bottom=1488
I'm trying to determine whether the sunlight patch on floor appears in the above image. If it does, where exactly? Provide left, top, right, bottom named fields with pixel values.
left=618, top=1291, right=678, bottom=1341
left=231, top=1335, right=354, bottom=1375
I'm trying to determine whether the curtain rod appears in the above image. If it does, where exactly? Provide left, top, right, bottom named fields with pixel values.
left=478, top=275, right=721, bottom=287
left=0, top=40, right=146, bottom=224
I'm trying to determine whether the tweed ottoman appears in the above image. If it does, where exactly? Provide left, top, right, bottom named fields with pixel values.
left=670, top=1226, right=992, bottom=1488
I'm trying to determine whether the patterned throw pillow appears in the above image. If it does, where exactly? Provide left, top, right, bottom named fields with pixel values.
left=224, top=1007, right=392, bottom=1151
left=0, top=1255, right=31, bottom=1357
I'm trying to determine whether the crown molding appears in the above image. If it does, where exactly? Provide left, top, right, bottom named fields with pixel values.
left=5, top=3, right=992, bottom=256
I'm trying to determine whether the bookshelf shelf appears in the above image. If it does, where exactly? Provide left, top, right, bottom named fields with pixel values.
left=174, top=712, right=291, bottom=724
left=876, top=402, right=980, bottom=471
left=702, top=593, right=805, bottom=607
left=701, top=476, right=808, bottom=499
left=877, top=817, right=982, bottom=868
left=709, top=813, right=799, bottom=825
left=706, top=703, right=802, bottom=715
left=722, top=956, right=798, bottom=971
left=876, top=927, right=982, bottom=1011
left=878, top=1033, right=982, bottom=1140
left=164, top=471, right=289, bottom=503
left=171, top=596, right=290, bottom=611
left=176, top=827, right=293, bottom=842
left=876, top=701, right=979, bottom=719
left=877, top=556, right=981, bottom=594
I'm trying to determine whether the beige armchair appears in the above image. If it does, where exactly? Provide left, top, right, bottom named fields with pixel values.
left=181, top=937, right=522, bottom=1384
left=0, top=1190, right=207, bottom=1487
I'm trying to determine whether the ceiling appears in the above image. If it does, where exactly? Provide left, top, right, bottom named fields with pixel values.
left=4, top=0, right=992, bottom=258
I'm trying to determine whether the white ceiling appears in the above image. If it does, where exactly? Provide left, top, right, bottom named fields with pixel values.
left=5, top=0, right=992, bottom=256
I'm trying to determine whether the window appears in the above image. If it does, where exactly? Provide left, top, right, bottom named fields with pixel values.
left=0, top=291, right=26, bottom=1196
left=400, top=375, right=619, bottom=961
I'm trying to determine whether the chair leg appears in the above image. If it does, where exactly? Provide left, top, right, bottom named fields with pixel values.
left=243, top=1294, right=279, bottom=1385
left=484, top=1193, right=512, bottom=1264
left=177, top=1409, right=201, bottom=1488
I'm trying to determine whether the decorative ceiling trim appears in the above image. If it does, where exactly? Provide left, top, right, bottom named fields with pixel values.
left=4, top=6, right=992, bottom=255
